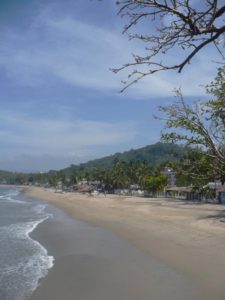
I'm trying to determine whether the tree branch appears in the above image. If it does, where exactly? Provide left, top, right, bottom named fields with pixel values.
left=113, top=0, right=225, bottom=90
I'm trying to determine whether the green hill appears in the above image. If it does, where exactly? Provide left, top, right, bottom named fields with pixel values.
left=63, top=142, right=186, bottom=174
left=0, top=143, right=187, bottom=185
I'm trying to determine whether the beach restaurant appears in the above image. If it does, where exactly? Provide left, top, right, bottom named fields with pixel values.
left=165, top=186, right=200, bottom=200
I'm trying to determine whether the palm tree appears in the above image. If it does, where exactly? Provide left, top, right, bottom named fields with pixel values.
left=111, top=159, right=131, bottom=189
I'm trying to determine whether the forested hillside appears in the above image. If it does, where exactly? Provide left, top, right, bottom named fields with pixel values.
left=0, top=142, right=187, bottom=186
left=63, top=142, right=186, bottom=175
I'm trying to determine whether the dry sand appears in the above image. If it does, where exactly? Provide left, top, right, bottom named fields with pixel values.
left=26, top=187, right=225, bottom=300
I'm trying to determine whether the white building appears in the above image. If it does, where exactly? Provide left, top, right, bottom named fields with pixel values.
left=163, top=167, right=176, bottom=187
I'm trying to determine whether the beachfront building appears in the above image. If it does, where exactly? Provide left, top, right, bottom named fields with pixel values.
left=165, top=186, right=198, bottom=200
left=217, top=187, right=225, bottom=204
left=165, top=181, right=225, bottom=203
left=204, top=181, right=225, bottom=203
left=163, top=167, right=176, bottom=187
left=73, top=179, right=102, bottom=194
left=204, top=181, right=224, bottom=190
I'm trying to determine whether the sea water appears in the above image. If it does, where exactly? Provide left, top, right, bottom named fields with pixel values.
left=0, top=187, right=54, bottom=300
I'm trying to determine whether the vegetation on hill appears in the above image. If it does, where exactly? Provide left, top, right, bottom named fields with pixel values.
left=0, top=142, right=187, bottom=192
left=63, top=142, right=186, bottom=175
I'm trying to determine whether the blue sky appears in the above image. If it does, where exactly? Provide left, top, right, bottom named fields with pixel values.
left=0, top=0, right=221, bottom=172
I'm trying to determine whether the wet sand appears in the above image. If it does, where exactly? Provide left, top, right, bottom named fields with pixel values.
left=30, top=201, right=200, bottom=300
left=27, top=187, right=225, bottom=300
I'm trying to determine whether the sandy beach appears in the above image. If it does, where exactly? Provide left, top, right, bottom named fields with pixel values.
left=26, top=187, right=225, bottom=300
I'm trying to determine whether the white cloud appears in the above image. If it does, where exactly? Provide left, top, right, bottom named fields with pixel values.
left=0, top=8, right=220, bottom=98
left=0, top=111, right=137, bottom=156
left=0, top=14, right=131, bottom=90
left=0, top=153, right=92, bottom=172
left=0, top=110, right=138, bottom=171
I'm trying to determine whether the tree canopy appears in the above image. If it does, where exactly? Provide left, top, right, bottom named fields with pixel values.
left=159, top=66, right=225, bottom=183
left=113, top=0, right=225, bottom=91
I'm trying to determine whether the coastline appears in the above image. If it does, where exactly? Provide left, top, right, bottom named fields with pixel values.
left=26, top=187, right=225, bottom=300
left=0, top=186, right=54, bottom=300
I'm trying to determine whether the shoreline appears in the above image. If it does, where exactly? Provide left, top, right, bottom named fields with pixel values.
left=0, top=186, right=54, bottom=300
left=26, top=187, right=225, bottom=299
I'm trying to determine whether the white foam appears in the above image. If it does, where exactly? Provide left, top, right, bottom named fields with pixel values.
left=32, top=203, right=47, bottom=214
left=5, top=196, right=26, bottom=204
left=2, top=218, right=48, bottom=240
left=0, top=188, right=54, bottom=300
left=0, top=219, right=54, bottom=300
left=23, top=219, right=55, bottom=294
left=0, top=189, right=26, bottom=204
left=5, top=189, right=20, bottom=197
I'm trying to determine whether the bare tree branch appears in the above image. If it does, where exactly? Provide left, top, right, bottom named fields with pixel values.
left=113, top=0, right=225, bottom=91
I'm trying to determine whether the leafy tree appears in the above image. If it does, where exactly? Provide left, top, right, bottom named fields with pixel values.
left=176, top=149, right=215, bottom=185
left=129, top=160, right=153, bottom=188
left=57, top=171, right=67, bottom=185
left=144, top=175, right=168, bottom=195
left=70, top=171, right=78, bottom=185
left=111, top=159, right=131, bottom=189
left=113, top=0, right=225, bottom=91
left=159, top=66, right=225, bottom=183
left=101, top=169, right=114, bottom=192
left=48, top=176, right=58, bottom=188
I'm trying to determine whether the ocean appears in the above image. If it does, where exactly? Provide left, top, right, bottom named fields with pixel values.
left=0, top=187, right=53, bottom=300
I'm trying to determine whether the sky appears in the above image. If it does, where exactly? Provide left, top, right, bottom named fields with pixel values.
left=0, top=0, right=222, bottom=172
